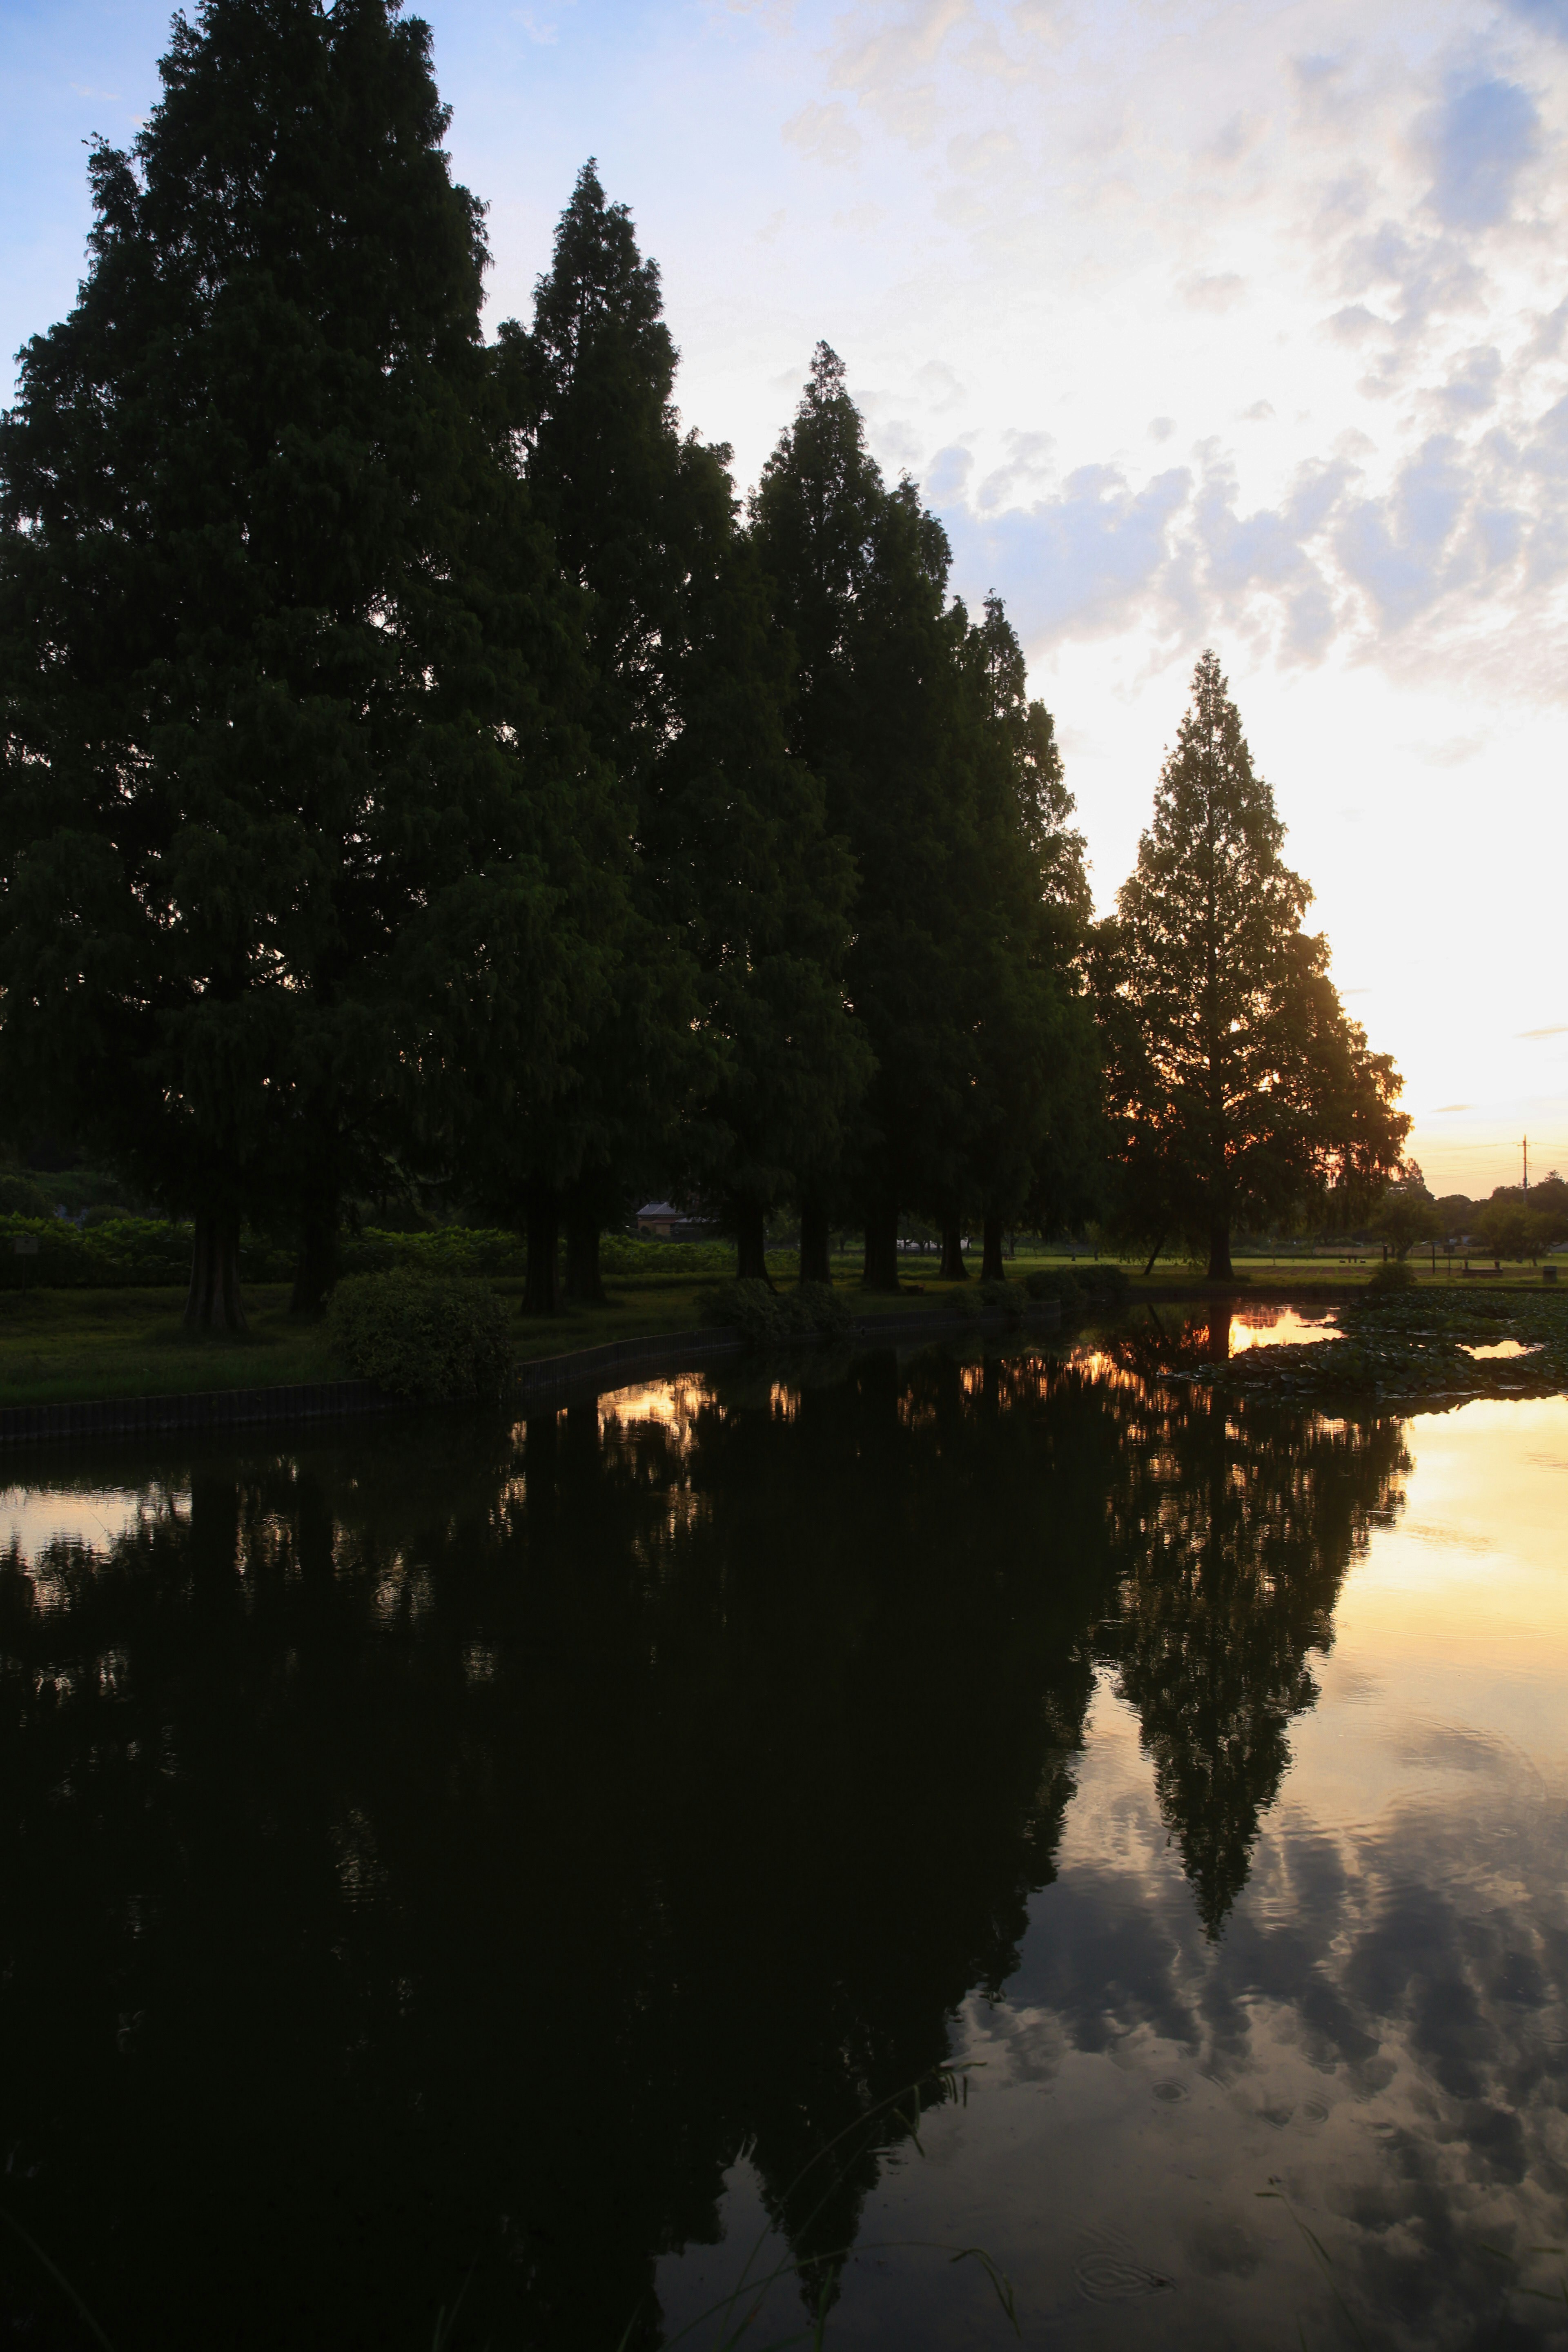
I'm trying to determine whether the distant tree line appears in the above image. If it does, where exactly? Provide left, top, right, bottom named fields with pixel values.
left=0, top=0, right=1408, bottom=1327
left=1375, top=1168, right=1568, bottom=1263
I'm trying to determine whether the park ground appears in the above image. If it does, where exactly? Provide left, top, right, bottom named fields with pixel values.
left=0, top=1248, right=1558, bottom=1410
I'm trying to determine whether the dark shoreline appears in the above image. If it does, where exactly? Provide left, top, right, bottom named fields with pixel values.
left=0, top=1297, right=1069, bottom=1450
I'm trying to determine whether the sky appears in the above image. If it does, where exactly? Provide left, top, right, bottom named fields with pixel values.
left=4, top=0, right=1566, bottom=1198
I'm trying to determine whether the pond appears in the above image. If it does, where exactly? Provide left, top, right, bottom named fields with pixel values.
left=2, top=1307, right=1566, bottom=2350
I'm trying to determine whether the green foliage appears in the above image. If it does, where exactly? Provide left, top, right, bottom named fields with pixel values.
left=596, top=1233, right=738, bottom=1277
left=951, top=1278, right=1027, bottom=1319
left=0, top=1214, right=193, bottom=1288
left=489, top=169, right=866, bottom=1293
left=1075, top=1262, right=1131, bottom=1303
left=701, top=1278, right=852, bottom=1346
left=1093, top=651, right=1408, bottom=1278
left=0, top=1172, right=53, bottom=1219
left=750, top=346, right=1098, bottom=1269
left=1372, top=1175, right=1443, bottom=1259
left=326, top=1270, right=513, bottom=1403
left=1024, top=1267, right=1086, bottom=1311
left=1365, top=1257, right=1417, bottom=1292
left=1476, top=1197, right=1550, bottom=1261
left=0, top=0, right=610, bottom=1326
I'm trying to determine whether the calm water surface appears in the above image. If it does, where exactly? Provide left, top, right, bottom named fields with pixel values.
left=2, top=1309, right=1565, bottom=2350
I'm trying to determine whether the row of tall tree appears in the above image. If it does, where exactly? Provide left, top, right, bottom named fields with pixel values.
left=0, top=0, right=1407, bottom=1322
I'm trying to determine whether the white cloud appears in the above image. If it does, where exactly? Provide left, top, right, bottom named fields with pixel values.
left=782, top=99, right=862, bottom=165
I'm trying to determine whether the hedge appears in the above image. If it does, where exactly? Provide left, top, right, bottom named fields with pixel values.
left=0, top=1216, right=743, bottom=1290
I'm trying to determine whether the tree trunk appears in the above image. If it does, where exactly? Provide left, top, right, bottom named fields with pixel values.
left=799, top=1202, right=832, bottom=1286
left=523, top=1178, right=559, bottom=1315
left=185, top=1214, right=247, bottom=1334
left=562, top=1203, right=606, bottom=1306
left=1207, top=1211, right=1233, bottom=1282
left=1142, top=1232, right=1167, bottom=1278
left=940, top=1215, right=968, bottom=1281
left=862, top=1201, right=900, bottom=1292
left=981, top=1216, right=1005, bottom=1282
left=289, top=1195, right=338, bottom=1319
left=734, top=1203, right=772, bottom=1286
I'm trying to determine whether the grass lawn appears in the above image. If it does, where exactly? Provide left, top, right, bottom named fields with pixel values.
left=0, top=1267, right=981, bottom=1408
left=0, top=1250, right=1556, bottom=1409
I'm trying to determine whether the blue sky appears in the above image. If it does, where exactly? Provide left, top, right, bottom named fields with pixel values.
left=4, top=0, right=1566, bottom=1192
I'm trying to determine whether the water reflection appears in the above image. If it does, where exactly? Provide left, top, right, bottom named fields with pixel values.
left=1229, top=1303, right=1339, bottom=1352
left=0, top=1345, right=1561, bottom=2350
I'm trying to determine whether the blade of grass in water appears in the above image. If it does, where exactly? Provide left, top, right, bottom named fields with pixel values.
left=1, top=2207, right=116, bottom=2351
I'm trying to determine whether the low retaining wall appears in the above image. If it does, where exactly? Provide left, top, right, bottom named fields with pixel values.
left=0, top=1378, right=395, bottom=1448
left=0, top=1298, right=1066, bottom=1449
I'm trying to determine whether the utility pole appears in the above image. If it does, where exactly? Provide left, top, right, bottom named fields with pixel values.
left=1523, top=1136, right=1530, bottom=1194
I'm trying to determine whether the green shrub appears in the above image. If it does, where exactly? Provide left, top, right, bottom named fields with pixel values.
left=701, top=1278, right=851, bottom=1346
left=946, top=1278, right=1024, bottom=1319
left=0, top=1173, right=54, bottom=1220
left=1024, top=1268, right=1085, bottom=1311
left=1365, top=1257, right=1417, bottom=1294
left=1075, top=1262, right=1130, bottom=1301
left=326, top=1270, right=514, bottom=1402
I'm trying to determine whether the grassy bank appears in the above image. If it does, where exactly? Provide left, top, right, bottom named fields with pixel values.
left=0, top=1267, right=983, bottom=1409
left=0, top=1250, right=1557, bottom=1409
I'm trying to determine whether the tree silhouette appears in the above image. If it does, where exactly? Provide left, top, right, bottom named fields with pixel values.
left=1094, top=650, right=1408, bottom=1278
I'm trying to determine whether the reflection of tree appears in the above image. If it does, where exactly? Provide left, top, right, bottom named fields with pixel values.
left=1096, top=1363, right=1408, bottom=1936
left=0, top=1354, right=1116, bottom=2352
left=0, top=1341, right=1414, bottom=2348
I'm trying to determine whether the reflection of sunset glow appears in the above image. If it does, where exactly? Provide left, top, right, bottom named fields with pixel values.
left=1325, top=1397, right=1568, bottom=1756
left=1228, top=1306, right=1338, bottom=1353
left=597, top=1376, right=716, bottom=1445
left=1, top=1486, right=152, bottom=1571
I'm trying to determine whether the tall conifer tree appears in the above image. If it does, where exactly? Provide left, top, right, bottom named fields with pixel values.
left=753, top=352, right=1096, bottom=1286
left=503, top=168, right=864, bottom=1295
left=950, top=597, right=1099, bottom=1278
left=0, top=0, right=607, bottom=1325
left=1095, top=650, right=1407, bottom=1277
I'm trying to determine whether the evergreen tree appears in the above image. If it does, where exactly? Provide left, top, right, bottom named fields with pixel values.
left=752, top=354, right=968, bottom=1287
left=1094, top=651, right=1407, bottom=1279
left=503, top=169, right=864, bottom=1297
left=753, top=352, right=1099, bottom=1288
left=0, top=0, right=607, bottom=1326
left=944, top=597, right=1098, bottom=1279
